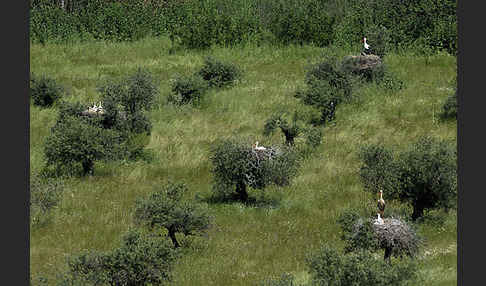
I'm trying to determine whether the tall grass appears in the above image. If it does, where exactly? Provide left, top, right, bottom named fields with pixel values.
left=30, top=37, right=456, bottom=285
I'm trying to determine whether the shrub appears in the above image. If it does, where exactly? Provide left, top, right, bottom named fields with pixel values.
left=263, top=111, right=305, bottom=146
left=397, top=136, right=457, bottom=220
left=295, top=80, right=344, bottom=126
left=210, top=138, right=300, bottom=202
left=66, top=229, right=178, bottom=286
left=359, top=136, right=457, bottom=221
left=30, top=173, right=64, bottom=226
left=30, top=74, right=64, bottom=107
left=134, top=182, right=212, bottom=248
left=305, top=58, right=353, bottom=99
left=441, top=91, right=457, bottom=119
left=308, top=245, right=418, bottom=286
left=197, top=56, right=242, bottom=88
left=44, top=115, right=123, bottom=176
left=168, top=74, right=208, bottom=106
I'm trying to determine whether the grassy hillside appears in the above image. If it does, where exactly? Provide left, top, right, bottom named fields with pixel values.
left=30, top=36, right=457, bottom=285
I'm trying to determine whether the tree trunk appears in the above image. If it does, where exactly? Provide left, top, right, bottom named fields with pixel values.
left=282, top=129, right=295, bottom=146
left=411, top=202, right=424, bottom=221
left=168, top=227, right=180, bottom=248
left=384, top=247, right=392, bottom=263
left=82, top=160, right=94, bottom=176
left=236, top=181, right=248, bottom=202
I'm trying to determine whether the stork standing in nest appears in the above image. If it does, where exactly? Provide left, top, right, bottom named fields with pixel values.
left=377, top=189, right=386, bottom=218
left=361, top=37, right=372, bottom=55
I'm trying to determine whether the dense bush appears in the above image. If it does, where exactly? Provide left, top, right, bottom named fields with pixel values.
left=30, top=173, right=64, bottom=226
left=333, top=0, right=457, bottom=54
left=168, top=74, right=208, bottom=106
left=359, top=136, right=457, bottom=221
left=30, top=0, right=166, bottom=43
left=308, top=245, right=418, bottom=286
left=263, top=111, right=323, bottom=148
left=134, top=182, right=212, bottom=248
left=197, top=56, right=242, bottom=88
left=30, top=74, right=64, bottom=107
left=441, top=91, right=457, bottom=119
left=44, top=115, right=123, bottom=176
left=210, top=138, right=300, bottom=202
left=65, top=229, right=178, bottom=285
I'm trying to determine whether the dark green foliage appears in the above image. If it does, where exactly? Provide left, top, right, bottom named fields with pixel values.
left=337, top=210, right=379, bottom=254
left=168, top=75, right=208, bottom=106
left=260, top=273, right=296, bottom=286
left=30, top=74, right=64, bottom=107
left=30, top=0, right=166, bottom=43
left=359, top=136, right=457, bottom=221
left=333, top=0, right=457, bottom=54
left=441, top=91, right=457, bottom=119
left=210, top=138, right=300, bottom=202
left=30, top=173, right=64, bottom=226
left=263, top=112, right=304, bottom=146
left=305, top=58, right=353, bottom=99
left=295, top=80, right=344, bottom=126
left=365, top=25, right=391, bottom=58
left=308, top=245, right=418, bottom=286
left=197, top=56, right=242, bottom=88
left=98, top=68, right=157, bottom=157
left=44, top=115, right=123, bottom=176
left=358, top=144, right=402, bottom=198
left=397, top=136, right=457, bottom=221
left=134, top=182, right=212, bottom=248
left=66, top=229, right=178, bottom=285
left=303, top=126, right=324, bottom=148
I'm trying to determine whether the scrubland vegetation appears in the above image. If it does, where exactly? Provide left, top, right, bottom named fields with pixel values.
left=30, top=0, right=457, bottom=285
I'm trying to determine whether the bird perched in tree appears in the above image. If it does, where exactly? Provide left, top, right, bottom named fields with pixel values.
left=361, top=37, right=372, bottom=55
left=377, top=189, right=386, bottom=217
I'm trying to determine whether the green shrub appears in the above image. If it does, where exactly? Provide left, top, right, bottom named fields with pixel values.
left=333, top=0, right=457, bottom=54
left=359, top=136, right=457, bottom=221
left=365, top=25, right=391, bottom=58
left=30, top=173, right=64, bottom=227
left=197, top=56, right=242, bottom=88
left=134, top=182, right=213, bottom=248
left=263, top=111, right=305, bottom=146
left=441, top=91, right=457, bottom=119
left=66, top=229, right=178, bottom=285
left=295, top=80, right=344, bottom=126
left=30, top=74, right=64, bottom=107
left=44, top=115, right=124, bottom=176
left=305, top=58, right=353, bottom=99
left=308, top=245, right=418, bottom=286
left=168, top=74, right=208, bottom=106
left=210, top=138, right=300, bottom=202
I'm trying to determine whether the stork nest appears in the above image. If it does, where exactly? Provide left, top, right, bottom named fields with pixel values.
left=370, top=217, right=420, bottom=258
left=341, top=55, right=382, bottom=73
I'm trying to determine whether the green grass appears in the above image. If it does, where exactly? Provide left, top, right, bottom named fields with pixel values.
left=30, top=36, right=457, bottom=285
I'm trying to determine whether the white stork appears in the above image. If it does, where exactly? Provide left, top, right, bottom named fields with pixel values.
left=377, top=189, right=386, bottom=217
left=361, top=37, right=372, bottom=55
left=253, top=141, right=267, bottom=151
left=374, top=213, right=384, bottom=225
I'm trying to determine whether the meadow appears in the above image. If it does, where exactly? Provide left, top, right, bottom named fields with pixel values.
left=30, top=36, right=457, bottom=285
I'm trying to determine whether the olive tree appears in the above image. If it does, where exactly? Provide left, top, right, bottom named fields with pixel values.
left=134, top=182, right=212, bottom=248
left=65, top=229, right=177, bottom=286
left=44, top=115, right=123, bottom=176
left=359, top=136, right=457, bottom=221
left=209, top=138, right=300, bottom=202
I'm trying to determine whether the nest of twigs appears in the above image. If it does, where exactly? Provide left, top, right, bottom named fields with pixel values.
left=341, top=55, right=382, bottom=73
left=371, top=217, right=420, bottom=259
